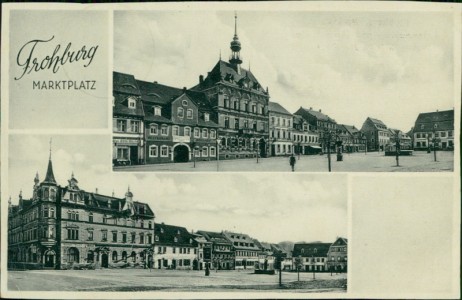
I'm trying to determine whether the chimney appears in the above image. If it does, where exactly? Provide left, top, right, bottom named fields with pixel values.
left=183, top=87, right=187, bottom=92
left=199, top=75, right=204, bottom=84
left=153, top=81, right=158, bottom=84
left=319, top=109, right=322, bottom=112
left=309, top=107, right=312, bottom=110
left=95, top=188, right=98, bottom=194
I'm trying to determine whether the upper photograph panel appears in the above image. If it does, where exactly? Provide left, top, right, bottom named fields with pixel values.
left=113, top=10, right=456, bottom=172
left=8, top=10, right=109, bottom=130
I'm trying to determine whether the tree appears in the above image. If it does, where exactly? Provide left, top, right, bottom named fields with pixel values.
left=294, top=255, right=303, bottom=281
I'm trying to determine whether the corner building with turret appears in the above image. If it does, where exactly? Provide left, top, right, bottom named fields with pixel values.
left=8, top=154, right=155, bottom=270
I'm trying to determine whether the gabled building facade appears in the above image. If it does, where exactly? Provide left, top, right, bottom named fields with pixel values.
left=339, top=124, right=365, bottom=153
left=412, top=109, right=454, bottom=151
left=294, top=107, right=337, bottom=152
left=8, top=154, right=156, bottom=270
left=222, top=231, right=261, bottom=269
left=326, top=237, right=348, bottom=272
left=360, top=117, right=390, bottom=152
left=292, top=115, right=321, bottom=155
left=113, top=72, right=219, bottom=165
left=153, top=223, right=199, bottom=270
left=192, top=16, right=270, bottom=160
left=196, top=230, right=235, bottom=270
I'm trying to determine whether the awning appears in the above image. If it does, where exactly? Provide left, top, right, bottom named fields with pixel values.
left=308, top=145, right=322, bottom=149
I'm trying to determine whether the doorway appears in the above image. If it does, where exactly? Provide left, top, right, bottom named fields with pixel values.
left=129, top=146, right=138, bottom=165
left=101, top=253, right=109, bottom=268
left=174, top=145, right=189, bottom=163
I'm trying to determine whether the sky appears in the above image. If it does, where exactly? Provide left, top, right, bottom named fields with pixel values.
left=7, top=135, right=347, bottom=244
left=114, top=10, right=456, bottom=132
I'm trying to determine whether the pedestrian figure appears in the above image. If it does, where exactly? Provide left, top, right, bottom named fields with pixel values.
left=289, top=154, right=296, bottom=172
left=205, top=264, right=210, bottom=276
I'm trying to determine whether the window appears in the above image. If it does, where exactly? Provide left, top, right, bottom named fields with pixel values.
left=148, top=221, right=152, bottom=229
left=224, top=117, right=230, bottom=128
left=194, top=128, right=200, bottom=138
left=155, top=235, right=159, bottom=242
left=174, top=237, right=178, bottom=243
left=117, top=120, right=126, bottom=132
left=210, top=130, right=216, bottom=139
left=122, top=233, right=127, bottom=243
left=128, top=97, right=136, bottom=108
left=184, top=127, right=191, bottom=136
left=148, top=235, right=152, bottom=244
left=50, top=208, right=55, bottom=218
left=210, top=147, right=216, bottom=157
left=271, top=117, right=275, bottom=124
left=140, top=233, right=144, bottom=244
left=440, top=132, right=446, bottom=137
left=154, top=106, right=161, bottom=116
left=67, top=228, right=79, bottom=240
left=131, top=233, right=136, bottom=243
left=235, top=118, right=239, bottom=129
left=173, top=247, right=176, bottom=253
left=202, top=147, right=208, bottom=157
left=150, top=125, right=158, bottom=135
left=117, top=148, right=129, bottom=160
left=187, top=109, right=193, bottom=119
left=449, top=130, right=453, bottom=137
left=161, top=125, right=168, bottom=136
left=130, top=120, right=140, bottom=133
left=173, top=126, right=179, bottom=136
left=160, top=146, right=169, bottom=157
left=149, top=145, right=158, bottom=157
left=101, top=230, right=108, bottom=241
left=88, top=230, right=93, bottom=241
left=204, top=113, right=210, bottom=122
left=103, top=215, right=108, bottom=224
left=88, top=213, right=93, bottom=223
left=112, top=232, right=118, bottom=242
left=202, top=128, right=208, bottom=138
left=177, top=107, right=184, bottom=118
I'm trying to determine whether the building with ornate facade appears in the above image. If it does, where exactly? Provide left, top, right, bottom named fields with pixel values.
left=191, top=16, right=270, bottom=159
left=411, top=109, right=454, bottom=151
left=8, top=154, right=155, bottom=270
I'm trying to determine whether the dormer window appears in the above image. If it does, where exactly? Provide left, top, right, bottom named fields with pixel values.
left=174, top=237, right=178, bottom=243
left=154, top=106, right=161, bottom=116
left=434, top=123, right=438, bottom=129
left=182, top=100, right=188, bottom=106
left=128, top=97, right=136, bottom=109
left=204, top=113, right=210, bottom=122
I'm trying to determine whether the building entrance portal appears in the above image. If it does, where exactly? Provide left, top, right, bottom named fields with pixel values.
left=174, top=145, right=189, bottom=163
left=101, top=253, right=109, bottom=268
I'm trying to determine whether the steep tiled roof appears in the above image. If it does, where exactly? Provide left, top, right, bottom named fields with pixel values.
left=80, top=192, right=155, bottom=218
left=113, top=94, right=145, bottom=117
left=296, top=107, right=336, bottom=123
left=136, top=79, right=183, bottom=105
left=292, top=243, right=332, bottom=257
left=413, top=109, right=454, bottom=133
left=113, top=72, right=141, bottom=96
left=269, top=101, right=292, bottom=116
left=155, top=223, right=198, bottom=247
left=222, top=231, right=261, bottom=251
left=367, top=117, right=387, bottom=129
left=196, top=230, right=232, bottom=245
left=341, top=124, right=360, bottom=135
left=331, top=237, right=348, bottom=246
left=192, top=60, right=267, bottom=94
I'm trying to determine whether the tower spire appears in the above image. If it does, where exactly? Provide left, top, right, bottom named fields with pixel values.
left=229, top=12, right=242, bottom=74
left=43, top=138, right=57, bottom=185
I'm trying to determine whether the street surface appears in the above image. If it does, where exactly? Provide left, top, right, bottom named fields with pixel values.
left=114, top=151, right=454, bottom=172
left=8, top=269, right=347, bottom=292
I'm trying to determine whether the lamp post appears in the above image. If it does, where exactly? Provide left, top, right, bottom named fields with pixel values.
left=297, top=142, right=301, bottom=160
left=394, top=133, right=400, bottom=167
left=431, top=128, right=440, bottom=162
left=216, top=138, right=221, bottom=172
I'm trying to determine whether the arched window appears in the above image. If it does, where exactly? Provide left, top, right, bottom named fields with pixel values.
left=177, top=107, right=184, bottom=118
left=68, top=247, right=80, bottom=263
left=112, top=251, right=118, bottom=262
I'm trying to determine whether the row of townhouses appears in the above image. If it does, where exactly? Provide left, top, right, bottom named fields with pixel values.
left=8, top=155, right=346, bottom=272
left=113, top=16, right=454, bottom=165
